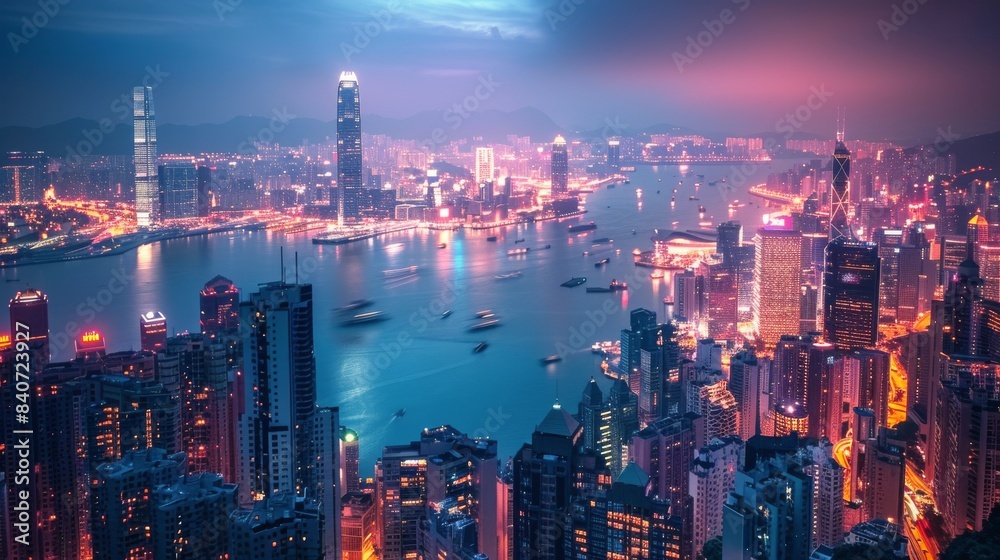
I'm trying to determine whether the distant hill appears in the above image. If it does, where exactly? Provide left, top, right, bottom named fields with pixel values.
left=0, top=107, right=565, bottom=157
left=935, top=130, right=1000, bottom=172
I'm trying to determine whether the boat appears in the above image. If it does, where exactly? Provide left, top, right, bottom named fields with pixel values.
left=540, top=355, right=562, bottom=365
left=607, top=183, right=617, bottom=189
left=587, top=280, right=628, bottom=293
left=595, top=258, right=610, bottom=267
left=651, top=270, right=665, bottom=279
left=632, top=248, right=642, bottom=256
left=495, top=271, right=522, bottom=280
left=671, top=221, right=679, bottom=226
left=468, top=319, right=502, bottom=331
left=632, top=230, right=636, bottom=235
left=474, top=342, right=489, bottom=353
left=393, top=408, right=406, bottom=419
left=474, top=310, right=494, bottom=318
left=699, top=221, right=713, bottom=227
left=335, top=299, right=373, bottom=313
left=592, top=237, right=612, bottom=245
left=568, top=222, right=597, bottom=233
left=383, top=265, right=418, bottom=278
left=698, top=205, right=706, bottom=213
left=437, top=243, right=447, bottom=249
left=441, top=310, right=453, bottom=318
left=623, top=178, right=630, bottom=184
left=486, top=236, right=498, bottom=242
left=507, top=248, right=529, bottom=256
left=689, top=195, right=699, bottom=201
left=514, top=238, right=526, bottom=244
left=561, top=277, right=587, bottom=288
left=343, top=311, right=388, bottom=325
left=709, top=181, right=717, bottom=186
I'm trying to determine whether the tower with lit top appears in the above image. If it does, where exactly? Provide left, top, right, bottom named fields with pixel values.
left=337, top=71, right=362, bottom=224
left=830, top=109, right=851, bottom=241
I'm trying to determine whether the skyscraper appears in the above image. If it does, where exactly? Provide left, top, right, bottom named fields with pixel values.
left=512, top=403, right=611, bottom=560
left=337, top=71, right=362, bottom=224
left=550, top=135, right=568, bottom=195
left=752, top=228, right=803, bottom=350
left=200, top=275, right=241, bottom=336
left=133, top=86, right=158, bottom=226
left=238, top=281, right=317, bottom=502
left=474, top=147, right=494, bottom=185
left=606, top=139, right=621, bottom=170
left=830, top=113, right=851, bottom=240
left=158, top=162, right=199, bottom=219
left=89, top=448, right=189, bottom=560
left=340, top=426, right=360, bottom=494
left=823, top=238, right=881, bottom=349
left=139, top=310, right=168, bottom=352
left=689, top=436, right=742, bottom=558
left=9, top=287, right=49, bottom=368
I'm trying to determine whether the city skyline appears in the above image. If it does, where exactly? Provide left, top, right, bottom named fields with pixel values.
left=3, top=3, right=1000, bottom=560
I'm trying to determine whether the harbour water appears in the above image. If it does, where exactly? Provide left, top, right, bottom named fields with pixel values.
left=9, top=160, right=809, bottom=472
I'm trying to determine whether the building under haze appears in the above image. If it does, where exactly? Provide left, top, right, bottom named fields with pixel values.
left=158, top=162, right=199, bottom=219
left=475, top=146, right=494, bottom=185
left=200, top=275, right=241, bottom=335
left=133, top=86, right=158, bottom=226
left=551, top=135, right=568, bottom=195
left=337, top=71, right=363, bottom=224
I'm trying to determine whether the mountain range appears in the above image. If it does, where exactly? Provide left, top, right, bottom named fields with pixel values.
left=0, top=107, right=998, bottom=172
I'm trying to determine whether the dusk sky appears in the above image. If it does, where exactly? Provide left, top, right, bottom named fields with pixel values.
left=2, top=0, right=998, bottom=142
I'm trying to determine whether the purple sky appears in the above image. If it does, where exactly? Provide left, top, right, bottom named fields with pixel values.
left=1, top=0, right=997, bottom=141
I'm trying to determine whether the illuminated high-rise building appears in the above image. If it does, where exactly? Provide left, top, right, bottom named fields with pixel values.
left=200, top=275, right=241, bottom=336
left=860, top=427, right=905, bottom=525
left=607, top=139, right=621, bottom=169
left=752, top=229, right=803, bottom=350
left=587, top=463, right=684, bottom=560
left=238, top=281, right=317, bottom=502
left=341, top=492, right=376, bottom=560
left=313, top=406, right=343, bottom=560
left=474, top=147, right=494, bottom=185
left=158, top=162, right=199, bottom=219
left=512, top=403, right=611, bottom=560
left=229, top=493, right=323, bottom=559
left=632, top=414, right=704, bottom=557
left=830, top=112, right=851, bottom=240
left=75, top=329, right=108, bottom=360
left=89, top=448, right=189, bottom=560
left=340, top=426, right=360, bottom=494
left=133, top=86, right=158, bottom=226
left=337, top=71, right=363, bottom=224
left=139, top=310, right=168, bottom=352
left=550, top=135, right=568, bottom=195
left=579, top=377, right=613, bottom=470
left=160, top=333, right=234, bottom=480
left=823, top=238, right=880, bottom=350
left=689, top=436, right=742, bottom=558
left=9, top=287, right=50, bottom=368
left=968, top=212, right=989, bottom=265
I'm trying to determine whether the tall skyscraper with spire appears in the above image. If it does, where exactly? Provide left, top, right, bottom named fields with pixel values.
left=133, top=86, right=158, bottom=227
left=830, top=109, right=851, bottom=241
left=337, top=71, right=362, bottom=225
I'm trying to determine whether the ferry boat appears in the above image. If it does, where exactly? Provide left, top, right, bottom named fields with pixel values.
left=468, top=319, right=502, bottom=331
left=592, top=237, right=612, bottom=245
left=568, top=221, right=597, bottom=233
left=474, top=310, right=495, bottom=319
left=474, top=342, right=489, bottom=353
left=437, top=243, right=447, bottom=249
left=595, top=258, right=610, bottom=267
left=561, top=277, right=587, bottom=288
left=383, top=265, right=418, bottom=278
left=540, top=355, right=562, bottom=365
left=343, top=311, right=388, bottom=325
left=507, top=248, right=529, bottom=256
left=441, top=310, right=453, bottom=319
left=698, top=205, right=706, bottom=213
